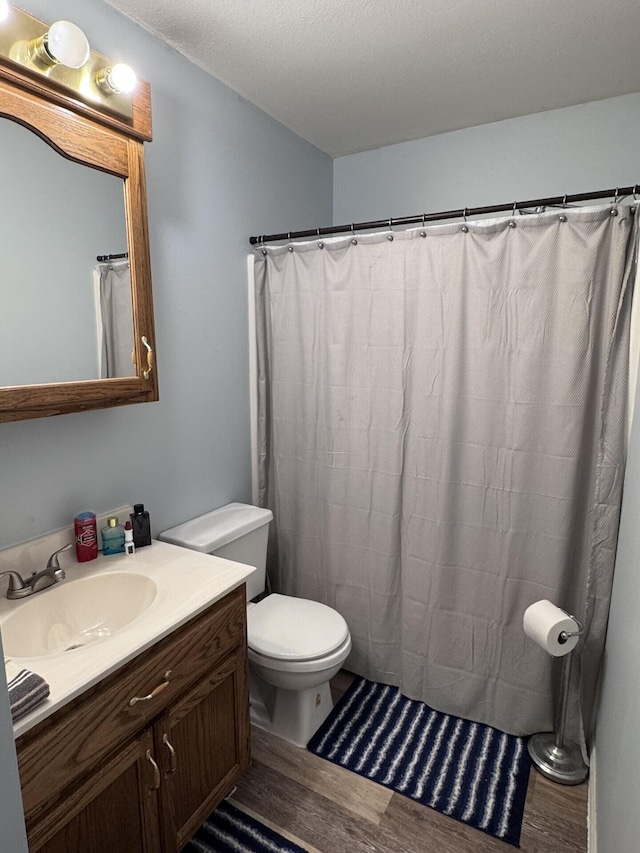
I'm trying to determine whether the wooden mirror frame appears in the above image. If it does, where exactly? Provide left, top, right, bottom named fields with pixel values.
left=0, top=56, right=158, bottom=422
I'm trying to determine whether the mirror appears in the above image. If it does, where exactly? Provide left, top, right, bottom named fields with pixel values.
left=0, top=60, right=158, bottom=421
left=0, top=118, right=132, bottom=385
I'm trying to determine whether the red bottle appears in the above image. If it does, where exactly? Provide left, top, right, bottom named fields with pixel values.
left=75, top=512, right=98, bottom=562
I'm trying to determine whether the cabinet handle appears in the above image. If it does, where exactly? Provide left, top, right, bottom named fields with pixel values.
left=129, top=670, right=172, bottom=707
left=146, top=749, right=161, bottom=792
left=142, top=336, right=154, bottom=379
left=162, top=733, right=178, bottom=774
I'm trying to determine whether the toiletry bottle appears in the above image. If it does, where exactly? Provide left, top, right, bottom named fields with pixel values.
left=124, top=521, right=135, bottom=556
left=130, top=503, right=151, bottom=548
left=74, top=511, right=98, bottom=562
left=102, top=516, right=125, bottom=555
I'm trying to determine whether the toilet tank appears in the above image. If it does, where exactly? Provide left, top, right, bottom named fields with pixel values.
left=159, top=503, right=273, bottom=601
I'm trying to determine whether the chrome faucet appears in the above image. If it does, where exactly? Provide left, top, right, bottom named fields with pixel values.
left=0, top=544, right=70, bottom=600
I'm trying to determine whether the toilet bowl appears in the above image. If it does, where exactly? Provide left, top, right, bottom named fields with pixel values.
left=160, top=503, right=352, bottom=746
left=246, top=593, right=351, bottom=745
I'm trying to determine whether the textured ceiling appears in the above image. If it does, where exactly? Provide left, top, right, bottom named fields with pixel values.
left=103, top=0, right=640, bottom=157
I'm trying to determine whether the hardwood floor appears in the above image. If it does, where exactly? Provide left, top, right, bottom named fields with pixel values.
left=230, top=671, right=588, bottom=853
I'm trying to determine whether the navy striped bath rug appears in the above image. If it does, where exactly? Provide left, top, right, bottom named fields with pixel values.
left=183, top=800, right=309, bottom=853
left=308, top=677, right=531, bottom=847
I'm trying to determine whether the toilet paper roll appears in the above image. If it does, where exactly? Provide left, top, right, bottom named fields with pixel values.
left=523, top=599, right=580, bottom=657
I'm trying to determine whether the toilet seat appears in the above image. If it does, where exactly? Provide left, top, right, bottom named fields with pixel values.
left=248, top=632, right=352, bottom=674
left=248, top=593, right=349, bottom=662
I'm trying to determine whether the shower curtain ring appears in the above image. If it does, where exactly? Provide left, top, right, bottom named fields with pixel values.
left=562, top=194, right=567, bottom=208
left=463, top=208, right=468, bottom=222
left=633, top=185, right=638, bottom=201
left=512, top=201, right=517, bottom=216
left=611, top=187, right=620, bottom=216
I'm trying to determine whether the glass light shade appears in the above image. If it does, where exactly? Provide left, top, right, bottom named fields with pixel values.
left=107, top=62, right=137, bottom=94
left=0, top=0, right=10, bottom=22
left=47, top=20, right=90, bottom=68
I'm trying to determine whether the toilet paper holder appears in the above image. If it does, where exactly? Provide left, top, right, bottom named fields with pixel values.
left=557, top=614, right=583, bottom=645
left=527, top=610, right=588, bottom=786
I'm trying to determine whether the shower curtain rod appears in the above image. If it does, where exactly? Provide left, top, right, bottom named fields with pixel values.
left=96, top=252, right=129, bottom=262
left=249, top=184, right=639, bottom=246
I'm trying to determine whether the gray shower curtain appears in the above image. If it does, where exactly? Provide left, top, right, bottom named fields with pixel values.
left=97, top=261, right=136, bottom=379
left=253, top=204, right=637, bottom=744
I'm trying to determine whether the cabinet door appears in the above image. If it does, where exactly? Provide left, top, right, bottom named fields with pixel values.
left=29, top=728, right=161, bottom=853
left=156, top=646, right=250, bottom=852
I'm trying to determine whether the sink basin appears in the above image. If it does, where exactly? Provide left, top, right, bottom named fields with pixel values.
left=0, top=572, right=157, bottom=659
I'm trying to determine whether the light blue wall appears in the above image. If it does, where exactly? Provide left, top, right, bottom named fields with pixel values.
left=334, top=95, right=640, bottom=851
left=333, top=93, right=640, bottom=224
left=0, top=0, right=332, bottom=548
left=0, top=633, right=28, bottom=851
left=594, top=383, right=640, bottom=853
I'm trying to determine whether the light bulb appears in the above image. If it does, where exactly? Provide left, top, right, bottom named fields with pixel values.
left=0, top=1, right=10, bottom=23
left=106, top=62, right=137, bottom=94
left=46, top=20, right=90, bottom=68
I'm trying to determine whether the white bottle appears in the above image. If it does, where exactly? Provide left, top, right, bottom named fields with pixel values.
left=124, top=521, right=135, bottom=556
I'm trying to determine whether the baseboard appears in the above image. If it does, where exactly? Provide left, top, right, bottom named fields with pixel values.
left=588, top=743, right=597, bottom=853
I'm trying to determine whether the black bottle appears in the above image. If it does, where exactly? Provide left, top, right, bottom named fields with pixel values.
left=130, top=503, right=151, bottom=548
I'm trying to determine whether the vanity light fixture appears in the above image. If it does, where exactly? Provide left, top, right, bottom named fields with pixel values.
left=28, top=20, right=90, bottom=69
left=0, top=6, right=137, bottom=120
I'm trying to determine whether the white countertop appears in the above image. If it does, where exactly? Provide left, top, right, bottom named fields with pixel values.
left=0, top=540, right=256, bottom=739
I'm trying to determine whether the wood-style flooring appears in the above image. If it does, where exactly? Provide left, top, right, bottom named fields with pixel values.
left=230, top=671, right=588, bottom=853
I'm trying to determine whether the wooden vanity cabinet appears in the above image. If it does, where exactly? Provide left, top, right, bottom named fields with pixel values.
left=29, top=729, right=161, bottom=853
left=16, top=585, right=250, bottom=853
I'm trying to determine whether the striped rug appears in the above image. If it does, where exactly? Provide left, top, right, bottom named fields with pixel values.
left=307, top=677, right=531, bottom=847
left=184, top=800, right=309, bottom=853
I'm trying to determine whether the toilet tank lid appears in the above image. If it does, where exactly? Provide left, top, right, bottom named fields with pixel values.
left=159, top=502, right=273, bottom=552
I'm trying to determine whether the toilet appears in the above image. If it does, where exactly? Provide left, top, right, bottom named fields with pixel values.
left=160, top=503, right=351, bottom=746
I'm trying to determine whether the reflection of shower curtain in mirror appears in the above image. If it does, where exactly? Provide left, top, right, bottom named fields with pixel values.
left=96, top=261, right=135, bottom=378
